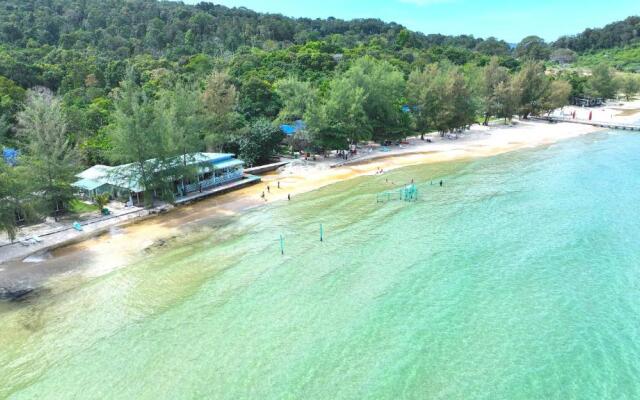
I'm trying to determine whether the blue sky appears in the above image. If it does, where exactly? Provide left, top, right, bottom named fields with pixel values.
left=180, top=0, right=639, bottom=43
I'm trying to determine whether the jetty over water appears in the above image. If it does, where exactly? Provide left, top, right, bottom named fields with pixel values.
left=534, top=116, right=640, bottom=132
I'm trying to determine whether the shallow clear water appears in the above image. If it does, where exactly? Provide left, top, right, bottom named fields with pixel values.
left=1, top=131, right=640, bottom=399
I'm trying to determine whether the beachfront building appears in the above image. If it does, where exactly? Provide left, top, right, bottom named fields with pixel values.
left=571, top=96, right=604, bottom=107
left=72, top=153, right=246, bottom=205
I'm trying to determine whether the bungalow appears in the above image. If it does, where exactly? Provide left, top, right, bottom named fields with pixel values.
left=72, top=153, right=246, bottom=205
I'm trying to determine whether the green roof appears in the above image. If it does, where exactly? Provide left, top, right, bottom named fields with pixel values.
left=213, top=159, right=244, bottom=169
left=73, top=153, right=244, bottom=193
left=72, top=178, right=107, bottom=191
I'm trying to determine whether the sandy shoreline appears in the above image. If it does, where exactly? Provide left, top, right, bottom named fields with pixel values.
left=1, top=106, right=638, bottom=293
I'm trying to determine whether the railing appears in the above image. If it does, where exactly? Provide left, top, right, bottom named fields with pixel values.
left=181, top=171, right=244, bottom=195
left=534, top=116, right=640, bottom=131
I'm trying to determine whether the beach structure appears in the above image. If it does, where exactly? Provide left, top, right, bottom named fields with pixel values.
left=279, top=120, right=307, bottom=136
left=72, top=153, right=247, bottom=205
left=535, top=115, right=640, bottom=131
left=2, top=148, right=19, bottom=166
left=571, top=96, right=604, bottom=107
left=376, top=184, right=419, bottom=203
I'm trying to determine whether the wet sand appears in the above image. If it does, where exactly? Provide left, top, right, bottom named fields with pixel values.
left=0, top=118, right=614, bottom=291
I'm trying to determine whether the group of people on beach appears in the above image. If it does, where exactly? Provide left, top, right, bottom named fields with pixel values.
left=259, top=173, right=443, bottom=204
left=385, top=177, right=443, bottom=187
left=261, top=180, right=291, bottom=202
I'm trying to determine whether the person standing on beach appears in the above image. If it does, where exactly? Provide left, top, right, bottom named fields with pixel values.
left=267, top=185, right=270, bottom=193
left=277, top=181, right=280, bottom=189
left=287, top=194, right=291, bottom=201
left=439, top=180, right=443, bottom=187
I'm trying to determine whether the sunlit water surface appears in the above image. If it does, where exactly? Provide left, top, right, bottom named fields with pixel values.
left=1, top=131, right=639, bottom=399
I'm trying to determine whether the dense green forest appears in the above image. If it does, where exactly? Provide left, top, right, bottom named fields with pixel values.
left=1, top=0, right=639, bottom=239
left=555, top=16, right=640, bottom=52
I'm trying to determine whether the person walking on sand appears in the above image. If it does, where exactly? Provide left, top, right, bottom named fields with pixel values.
left=277, top=181, right=280, bottom=189
left=261, top=191, right=265, bottom=199
left=287, top=194, right=291, bottom=201
left=267, top=185, right=270, bottom=193
left=439, top=180, right=443, bottom=187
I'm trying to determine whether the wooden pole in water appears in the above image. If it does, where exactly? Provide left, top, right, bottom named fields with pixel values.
left=320, top=223, right=324, bottom=242
left=280, top=234, right=284, bottom=255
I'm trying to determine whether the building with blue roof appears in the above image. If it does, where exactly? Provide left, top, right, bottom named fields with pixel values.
left=2, top=148, right=19, bottom=166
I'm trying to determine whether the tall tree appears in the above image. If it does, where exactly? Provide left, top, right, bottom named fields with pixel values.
left=544, top=80, right=572, bottom=114
left=587, top=65, right=618, bottom=99
left=108, top=73, right=171, bottom=206
left=448, top=65, right=478, bottom=131
left=407, top=67, right=433, bottom=139
left=407, top=62, right=476, bottom=136
left=202, top=70, right=243, bottom=151
left=274, top=76, right=316, bottom=123
left=342, top=57, right=409, bottom=142
left=157, top=82, right=204, bottom=161
left=0, top=75, right=25, bottom=121
left=618, top=75, right=640, bottom=101
left=237, top=118, right=283, bottom=166
left=0, top=164, right=35, bottom=242
left=156, top=81, right=206, bottom=191
left=512, top=61, right=551, bottom=118
left=515, top=36, right=550, bottom=61
left=475, top=37, right=511, bottom=57
left=305, top=75, right=370, bottom=150
left=237, top=75, right=280, bottom=120
left=481, top=57, right=510, bottom=125
left=494, top=80, right=520, bottom=123
left=0, top=116, right=11, bottom=144
left=17, top=89, right=78, bottom=219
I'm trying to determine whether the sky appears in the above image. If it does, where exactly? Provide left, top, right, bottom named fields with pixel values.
left=180, top=0, right=640, bottom=43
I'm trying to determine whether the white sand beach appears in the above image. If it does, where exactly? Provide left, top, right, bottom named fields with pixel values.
left=1, top=103, right=638, bottom=287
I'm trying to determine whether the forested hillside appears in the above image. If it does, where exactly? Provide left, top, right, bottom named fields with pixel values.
left=0, top=0, right=517, bottom=167
left=554, top=16, right=640, bottom=52
left=1, top=0, right=639, bottom=238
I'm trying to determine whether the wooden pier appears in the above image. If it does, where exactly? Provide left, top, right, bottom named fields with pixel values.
left=534, top=116, right=640, bottom=131
left=244, top=160, right=290, bottom=175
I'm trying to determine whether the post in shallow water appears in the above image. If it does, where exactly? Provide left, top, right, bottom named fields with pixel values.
left=280, top=234, right=284, bottom=255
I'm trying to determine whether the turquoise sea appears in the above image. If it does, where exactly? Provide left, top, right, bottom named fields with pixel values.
left=1, top=130, right=639, bottom=399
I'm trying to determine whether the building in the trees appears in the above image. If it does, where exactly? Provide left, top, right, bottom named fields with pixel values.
left=571, top=96, right=604, bottom=107
left=72, top=153, right=246, bottom=205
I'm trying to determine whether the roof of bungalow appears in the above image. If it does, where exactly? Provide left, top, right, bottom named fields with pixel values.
left=73, top=178, right=108, bottom=191
left=76, top=165, right=112, bottom=180
left=73, top=153, right=243, bottom=193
